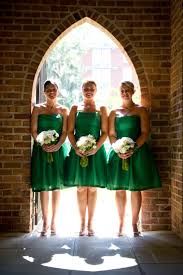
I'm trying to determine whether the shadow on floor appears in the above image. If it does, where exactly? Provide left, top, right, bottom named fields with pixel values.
left=0, top=231, right=183, bottom=275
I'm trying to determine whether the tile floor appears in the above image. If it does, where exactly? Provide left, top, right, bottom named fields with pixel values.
left=0, top=230, right=183, bottom=275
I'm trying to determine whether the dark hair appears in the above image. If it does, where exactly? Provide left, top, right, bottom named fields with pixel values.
left=82, top=80, right=97, bottom=89
left=44, top=80, right=58, bottom=90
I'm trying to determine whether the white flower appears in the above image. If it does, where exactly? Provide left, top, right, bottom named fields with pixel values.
left=36, top=130, right=59, bottom=146
left=112, top=137, right=135, bottom=154
left=76, top=134, right=96, bottom=153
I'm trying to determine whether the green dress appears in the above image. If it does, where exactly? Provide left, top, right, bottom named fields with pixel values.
left=31, top=114, right=68, bottom=192
left=64, top=112, right=107, bottom=188
left=108, top=115, right=161, bottom=191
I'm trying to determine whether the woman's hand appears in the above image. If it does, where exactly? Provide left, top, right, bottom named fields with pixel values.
left=42, top=142, right=62, bottom=152
left=75, top=148, right=85, bottom=157
left=118, top=150, right=133, bottom=159
left=85, top=147, right=98, bottom=156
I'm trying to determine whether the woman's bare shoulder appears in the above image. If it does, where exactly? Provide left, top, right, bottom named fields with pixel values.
left=135, top=105, right=148, bottom=113
left=57, top=104, right=69, bottom=114
left=99, top=105, right=107, bottom=112
left=109, top=109, right=118, bottom=117
left=32, top=103, right=45, bottom=114
left=134, top=105, right=149, bottom=119
left=34, top=103, right=46, bottom=108
left=68, top=105, right=78, bottom=114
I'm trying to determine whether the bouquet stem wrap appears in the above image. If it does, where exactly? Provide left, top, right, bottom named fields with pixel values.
left=112, top=137, right=135, bottom=172
left=80, top=156, right=89, bottom=168
left=122, top=159, right=129, bottom=171
left=47, top=152, right=53, bottom=163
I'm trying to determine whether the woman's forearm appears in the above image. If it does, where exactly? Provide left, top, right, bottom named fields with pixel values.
left=109, top=134, right=117, bottom=145
left=58, top=131, right=67, bottom=146
left=96, top=132, right=107, bottom=150
left=136, top=133, right=149, bottom=147
left=31, top=131, right=37, bottom=141
left=68, top=133, right=77, bottom=150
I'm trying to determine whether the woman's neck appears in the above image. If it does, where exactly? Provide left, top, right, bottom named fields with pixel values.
left=122, top=100, right=134, bottom=109
left=46, top=100, right=57, bottom=108
left=84, top=99, right=95, bottom=105
left=83, top=100, right=96, bottom=111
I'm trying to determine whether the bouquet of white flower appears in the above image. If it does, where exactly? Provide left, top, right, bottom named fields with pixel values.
left=112, top=137, right=135, bottom=171
left=76, top=134, right=97, bottom=167
left=36, top=130, right=59, bottom=163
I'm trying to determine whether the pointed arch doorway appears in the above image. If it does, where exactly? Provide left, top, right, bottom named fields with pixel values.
left=31, top=18, right=142, bottom=236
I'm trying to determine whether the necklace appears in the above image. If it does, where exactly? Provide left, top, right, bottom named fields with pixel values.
left=84, top=103, right=96, bottom=110
left=85, top=105, right=93, bottom=109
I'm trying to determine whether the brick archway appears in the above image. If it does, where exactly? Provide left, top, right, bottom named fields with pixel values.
left=24, top=9, right=164, bottom=232
left=23, top=9, right=150, bottom=107
left=0, top=1, right=173, bottom=233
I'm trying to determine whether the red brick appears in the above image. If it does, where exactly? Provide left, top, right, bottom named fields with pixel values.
left=0, top=0, right=180, bottom=235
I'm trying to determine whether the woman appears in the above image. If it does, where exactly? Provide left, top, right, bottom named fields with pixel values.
left=65, top=80, right=108, bottom=236
left=31, top=80, right=68, bottom=236
left=108, top=81, right=161, bottom=237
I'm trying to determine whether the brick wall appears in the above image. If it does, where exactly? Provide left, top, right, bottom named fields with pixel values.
left=0, top=0, right=171, bottom=232
left=170, top=0, right=183, bottom=239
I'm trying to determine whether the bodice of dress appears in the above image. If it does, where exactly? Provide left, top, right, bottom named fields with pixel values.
left=75, top=112, right=101, bottom=140
left=37, top=114, right=63, bottom=135
left=115, top=115, right=141, bottom=141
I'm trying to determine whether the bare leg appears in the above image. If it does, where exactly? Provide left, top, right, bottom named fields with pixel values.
left=131, top=191, right=142, bottom=236
left=115, top=190, right=127, bottom=236
left=50, top=190, right=61, bottom=234
left=40, top=191, right=50, bottom=235
left=77, top=187, right=87, bottom=235
left=87, top=187, right=97, bottom=236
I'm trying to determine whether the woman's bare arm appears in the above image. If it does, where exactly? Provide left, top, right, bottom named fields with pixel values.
left=108, top=110, right=117, bottom=144
left=135, top=107, right=150, bottom=148
left=31, top=106, right=39, bottom=141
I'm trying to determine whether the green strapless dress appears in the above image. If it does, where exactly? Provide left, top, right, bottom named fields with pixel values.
left=108, top=115, right=161, bottom=191
left=64, top=112, right=107, bottom=188
left=31, top=114, right=68, bottom=192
